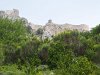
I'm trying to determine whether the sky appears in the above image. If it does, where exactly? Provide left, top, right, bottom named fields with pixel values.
left=0, top=0, right=100, bottom=28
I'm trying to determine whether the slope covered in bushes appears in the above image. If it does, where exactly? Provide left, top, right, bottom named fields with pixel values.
left=0, top=18, right=100, bottom=75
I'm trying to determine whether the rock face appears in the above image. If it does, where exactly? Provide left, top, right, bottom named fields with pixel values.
left=30, top=19, right=89, bottom=39
left=41, top=20, right=89, bottom=39
left=0, top=9, right=89, bottom=39
left=0, top=9, right=19, bottom=19
left=0, top=9, right=28, bottom=24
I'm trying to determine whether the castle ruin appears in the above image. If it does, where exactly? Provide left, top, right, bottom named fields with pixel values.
left=0, top=9, right=89, bottom=39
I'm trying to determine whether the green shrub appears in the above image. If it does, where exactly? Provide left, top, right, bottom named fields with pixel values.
left=0, top=64, right=25, bottom=75
left=68, top=56, right=95, bottom=75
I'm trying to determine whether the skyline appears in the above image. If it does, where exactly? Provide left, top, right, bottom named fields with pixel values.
left=0, top=0, right=100, bottom=28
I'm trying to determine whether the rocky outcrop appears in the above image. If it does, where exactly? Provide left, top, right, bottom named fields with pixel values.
left=0, top=9, right=29, bottom=25
left=0, top=9, right=20, bottom=19
left=0, top=9, right=89, bottom=39
left=41, top=20, right=89, bottom=39
left=29, top=22, right=43, bottom=32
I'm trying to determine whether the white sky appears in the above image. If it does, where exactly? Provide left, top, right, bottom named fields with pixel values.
left=0, top=0, right=100, bottom=28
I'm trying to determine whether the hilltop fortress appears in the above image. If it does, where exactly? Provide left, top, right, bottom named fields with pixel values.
left=0, top=9, right=19, bottom=19
left=0, top=9, right=89, bottom=39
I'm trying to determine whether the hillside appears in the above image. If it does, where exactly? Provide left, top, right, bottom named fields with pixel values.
left=0, top=9, right=89, bottom=39
left=0, top=9, right=100, bottom=75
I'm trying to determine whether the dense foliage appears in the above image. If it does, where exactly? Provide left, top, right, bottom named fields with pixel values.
left=0, top=18, right=100, bottom=75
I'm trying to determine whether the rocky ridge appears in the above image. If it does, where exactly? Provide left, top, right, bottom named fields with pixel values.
left=0, top=9, right=89, bottom=39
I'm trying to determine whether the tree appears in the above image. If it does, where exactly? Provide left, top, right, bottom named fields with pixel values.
left=0, top=17, right=29, bottom=64
left=91, top=24, right=100, bottom=35
left=36, top=28, right=43, bottom=40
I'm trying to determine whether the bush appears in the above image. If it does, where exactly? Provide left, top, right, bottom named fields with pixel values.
left=0, top=64, right=26, bottom=75
left=0, top=18, right=29, bottom=64
left=68, top=56, right=95, bottom=75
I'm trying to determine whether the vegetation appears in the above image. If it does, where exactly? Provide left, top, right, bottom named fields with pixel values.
left=0, top=17, right=100, bottom=75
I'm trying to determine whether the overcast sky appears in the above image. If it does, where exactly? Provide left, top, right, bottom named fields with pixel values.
left=0, top=0, right=100, bottom=28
